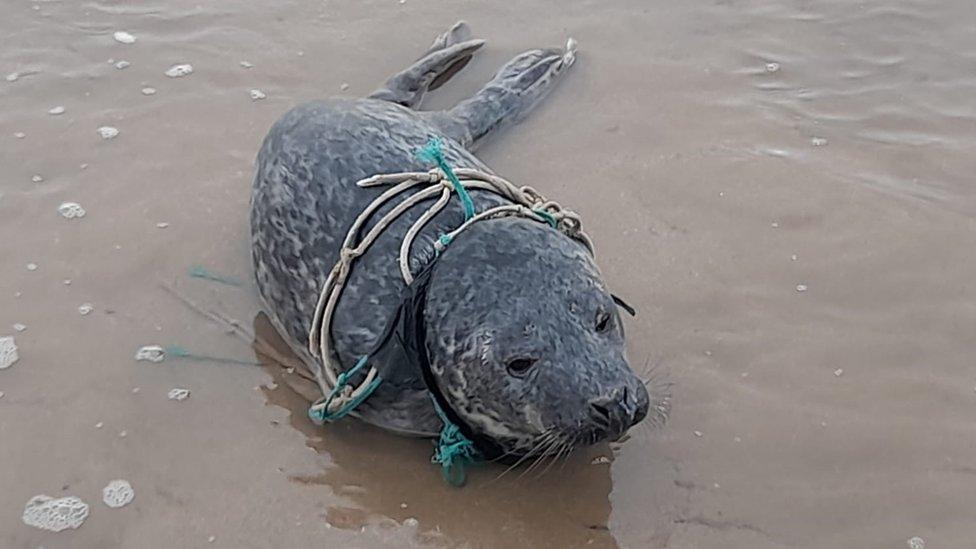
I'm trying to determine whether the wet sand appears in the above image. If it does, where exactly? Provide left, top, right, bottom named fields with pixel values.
left=2, top=0, right=975, bottom=547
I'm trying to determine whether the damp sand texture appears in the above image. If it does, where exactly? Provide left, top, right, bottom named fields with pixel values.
left=2, top=1, right=976, bottom=548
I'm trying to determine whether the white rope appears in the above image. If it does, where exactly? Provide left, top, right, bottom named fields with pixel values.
left=307, top=167, right=591, bottom=417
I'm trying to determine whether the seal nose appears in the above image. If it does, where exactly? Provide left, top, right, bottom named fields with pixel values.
left=631, top=381, right=650, bottom=426
left=588, top=385, right=644, bottom=440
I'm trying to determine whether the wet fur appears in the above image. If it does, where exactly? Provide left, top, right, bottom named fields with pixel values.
left=250, top=23, right=661, bottom=455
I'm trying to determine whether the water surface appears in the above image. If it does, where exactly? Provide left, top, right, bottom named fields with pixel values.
left=2, top=0, right=975, bottom=547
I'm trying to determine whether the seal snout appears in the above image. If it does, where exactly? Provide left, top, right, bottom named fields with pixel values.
left=587, top=383, right=650, bottom=441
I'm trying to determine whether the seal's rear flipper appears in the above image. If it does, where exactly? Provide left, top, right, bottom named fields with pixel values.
left=369, top=21, right=485, bottom=109
left=440, top=39, right=577, bottom=149
left=425, top=21, right=479, bottom=92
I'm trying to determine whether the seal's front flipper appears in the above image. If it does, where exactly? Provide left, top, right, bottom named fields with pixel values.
left=369, top=21, right=485, bottom=109
left=441, top=39, right=577, bottom=149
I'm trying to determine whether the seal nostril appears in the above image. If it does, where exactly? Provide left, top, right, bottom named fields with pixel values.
left=588, top=390, right=635, bottom=439
left=619, top=386, right=637, bottom=416
left=589, top=401, right=612, bottom=426
left=629, top=383, right=650, bottom=426
left=506, top=357, right=537, bottom=377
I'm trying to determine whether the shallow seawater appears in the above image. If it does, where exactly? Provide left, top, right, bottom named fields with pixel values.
left=2, top=0, right=975, bottom=548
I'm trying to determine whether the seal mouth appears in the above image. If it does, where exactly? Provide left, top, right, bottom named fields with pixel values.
left=488, top=425, right=632, bottom=466
left=486, top=429, right=576, bottom=466
left=573, top=427, right=617, bottom=448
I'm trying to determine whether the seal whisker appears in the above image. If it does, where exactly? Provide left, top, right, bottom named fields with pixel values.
left=520, top=435, right=563, bottom=479
left=488, top=431, right=555, bottom=484
left=639, top=357, right=673, bottom=431
left=530, top=436, right=564, bottom=479
left=518, top=450, right=550, bottom=480
left=251, top=27, right=652, bottom=484
left=535, top=436, right=571, bottom=479
left=508, top=434, right=554, bottom=481
left=486, top=431, right=550, bottom=464
left=559, top=440, right=575, bottom=469
left=553, top=440, right=573, bottom=472
left=560, top=440, right=575, bottom=469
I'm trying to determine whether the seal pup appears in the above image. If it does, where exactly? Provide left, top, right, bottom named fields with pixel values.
left=251, top=22, right=665, bottom=461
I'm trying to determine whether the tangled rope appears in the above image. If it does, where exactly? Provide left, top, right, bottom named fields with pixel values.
left=429, top=396, right=480, bottom=486
left=304, top=137, right=592, bottom=481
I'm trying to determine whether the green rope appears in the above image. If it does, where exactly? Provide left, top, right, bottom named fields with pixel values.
left=417, top=137, right=476, bottom=221
left=532, top=208, right=558, bottom=228
left=164, top=344, right=194, bottom=359
left=308, top=356, right=383, bottom=423
left=188, top=265, right=242, bottom=287
left=163, top=345, right=259, bottom=366
left=305, top=137, right=563, bottom=485
left=433, top=233, right=453, bottom=258
left=430, top=396, right=481, bottom=486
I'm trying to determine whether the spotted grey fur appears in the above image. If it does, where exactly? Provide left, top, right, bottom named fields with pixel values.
left=251, top=22, right=655, bottom=456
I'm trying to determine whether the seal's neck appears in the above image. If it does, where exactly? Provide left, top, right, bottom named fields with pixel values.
left=367, top=261, right=506, bottom=460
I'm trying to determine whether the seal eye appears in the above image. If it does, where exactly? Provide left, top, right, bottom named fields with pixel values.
left=506, top=357, right=537, bottom=377
left=595, top=311, right=612, bottom=333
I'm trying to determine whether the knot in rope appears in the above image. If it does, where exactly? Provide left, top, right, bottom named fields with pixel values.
left=304, top=135, right=594, bottom=484
left=308, top=355, right=382, bottom=424
left=430, top=397, right=480, bottom=486
left=434, top=233, right=453, bottom=256
left=339, top=248, right=358, bottom=262
left=417, top=137, right=475, bottom=221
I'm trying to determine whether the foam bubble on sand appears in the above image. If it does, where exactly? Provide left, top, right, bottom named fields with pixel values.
left=168, top=388, right=190, bottom=401
left=102, top=479, right=135, bottom=508
left=0, top=337, right=18, bottom=369
left=59, top=202, right=86, bottom=219
left=165, top=64, right=193, bottom=78
left=97, top=126, right=119, bottom=139
left=113, top=31, right=136, bottom=44
left=135, top=345, right=165, bottom=362
left=22, top=495, right=90, bottom=532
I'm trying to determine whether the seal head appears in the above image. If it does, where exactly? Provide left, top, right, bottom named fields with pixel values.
left=419, top=217, right=650, bottom=459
